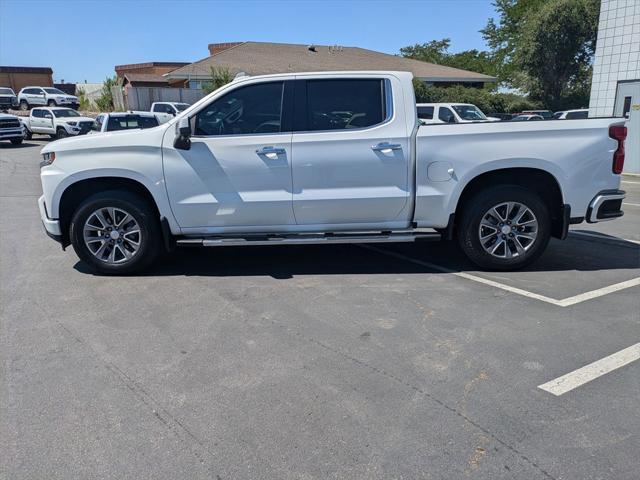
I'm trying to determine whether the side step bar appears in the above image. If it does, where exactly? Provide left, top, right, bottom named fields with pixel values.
left=176, top=230, right=441, bottom=247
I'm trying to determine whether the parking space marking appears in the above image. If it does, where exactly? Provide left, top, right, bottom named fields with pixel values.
left=623, top=202, right=640, bottom=207
left=362, top=245, right=640, bottom=307
left=621, top=180, right=640, bottom=185
left=538, top=343, right=640, bottom=396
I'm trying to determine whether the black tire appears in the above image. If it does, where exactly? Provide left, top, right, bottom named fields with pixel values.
left=10, top=138, right=23, bottom=145
left=56, top=127, right=68, bottom=139
left=70, top=190, right=161, bottom=274
left=19, top=100, right=29, bottom=111
left=24, top=129, right=32, bottom=140
left=457, top=185, right=551, bottom=271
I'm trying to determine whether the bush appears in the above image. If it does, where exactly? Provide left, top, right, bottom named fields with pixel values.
left=202, top=67, right=232, bottom=94
left=95, top=76, right=117, bottom=111
left=413, top=80, right=539, bottom=114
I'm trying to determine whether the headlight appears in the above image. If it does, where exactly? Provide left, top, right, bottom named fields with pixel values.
left=40, top=152, right=55, bottom=168
left=67, top=121, right=78, bottom=126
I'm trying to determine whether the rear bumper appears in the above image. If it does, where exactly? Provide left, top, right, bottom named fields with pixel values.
left=586, top=189, right=625, bottom=223
left=38, top=195, right=62, bottom=240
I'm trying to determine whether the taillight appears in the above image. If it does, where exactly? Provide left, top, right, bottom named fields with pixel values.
left=609, top=124, right=627, bottom=174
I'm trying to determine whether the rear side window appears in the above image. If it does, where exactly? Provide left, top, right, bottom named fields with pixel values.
left=107, top=115, right=159, bottom=131
left=24, top=88, right=41, bottom=95
left=417, top=106, right=434, bottom=120
left=304, top=79, right=386, bottom=131
left=153, top=104, right=169, bottom=113
left=32, top=109, right=43, bottom=118
left=566, top=111, right=588, bottom=119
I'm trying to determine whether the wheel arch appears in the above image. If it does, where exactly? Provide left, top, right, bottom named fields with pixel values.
left=57, top=176, right=169, bottom=247
left=453, top=167, right=567, bottom=240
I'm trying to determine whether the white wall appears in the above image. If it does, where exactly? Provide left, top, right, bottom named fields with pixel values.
left=589, top=0, right=640, bottom=117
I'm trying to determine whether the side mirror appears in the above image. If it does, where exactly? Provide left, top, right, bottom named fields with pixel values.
left=174, top=117, right=191, bottom=150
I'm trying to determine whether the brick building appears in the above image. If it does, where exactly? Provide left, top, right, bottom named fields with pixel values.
left=0, top=66, right=53, bottom=92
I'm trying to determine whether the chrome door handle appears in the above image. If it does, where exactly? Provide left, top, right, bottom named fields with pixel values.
left=371, top=142, right=402, bottom=152
left=256, top=146, right=286, bottom=155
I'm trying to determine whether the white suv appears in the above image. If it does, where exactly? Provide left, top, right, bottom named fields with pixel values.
left=18, top=86, right=78, bottom=110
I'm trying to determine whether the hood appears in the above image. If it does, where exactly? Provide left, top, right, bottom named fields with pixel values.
left=0, top=113, right=19, bottom=119
left=41, top=122, right=169, bottom=155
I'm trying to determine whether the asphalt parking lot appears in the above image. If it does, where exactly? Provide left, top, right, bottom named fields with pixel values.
left=2, top=139, right=639, bottom=480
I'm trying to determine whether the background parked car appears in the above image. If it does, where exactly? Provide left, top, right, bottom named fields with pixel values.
left=520, top=109, right=554, bottom=119
left=91, top=112, right=159, bottom=133
left=21, top=107, right=94, bottom=139
left=553, top=109, right=589, bottom=119
left=0, top=112, right=25, bottom=145
left=417, top=103, right=500, bottom=124
left=487, top=112, right=515, bottom=121
left=18, top=86, right=79, bottom=110
left=150, top=102, right=191, bottom=124
left=511, top=114, right=544, bottom=121
left=0, top=87, right=19, bottom=111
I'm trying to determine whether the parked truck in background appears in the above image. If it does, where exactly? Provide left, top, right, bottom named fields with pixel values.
left=22, top=107, right=94, bottom=139
left=150, top=102, right=190, bottom=123
left=38, top=71, right=627, bottom=274
left=0, top=87, right=19, bottom=111
left=417, top=103, right=500, bottom=124
left=0, top=112, right=25, bottom=145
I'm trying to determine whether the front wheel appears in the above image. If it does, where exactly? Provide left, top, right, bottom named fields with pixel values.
left=56, top=127, right=68, bottom=139
left=10, top=138, right=23, bottom=145
left=70, top=191, right=161, bottom=274
left=457, top=186, right=551, bottom=271
left=47, top=100, right=57, bottom=107
left=19, top=100, right=29, bottom=111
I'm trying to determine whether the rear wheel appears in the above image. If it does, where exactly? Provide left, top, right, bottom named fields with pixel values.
left=457, top=186, right=551, bottom=270
left=70, top=191, right=161, bottom=274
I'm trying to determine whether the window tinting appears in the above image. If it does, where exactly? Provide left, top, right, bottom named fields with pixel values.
left=305, top=79, right=385, bottom=131
left=32, top=109, right=43, bottom=118
left=195, top=82, right=284, bottom=136
left=417, top=106, right=434, bottom=120
left=438, top=107, right=456, bottom=123
left=566, top=110, right=588, bottom=119
left=107, top=115, right=159, bottom=131
left=25, top=88, right=41, bottom=95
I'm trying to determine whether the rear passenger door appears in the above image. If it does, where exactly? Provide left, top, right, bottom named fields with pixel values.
left=290, top=75, right=411, bottom=227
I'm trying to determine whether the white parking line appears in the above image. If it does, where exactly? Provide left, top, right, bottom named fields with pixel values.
left=538, top=343, right=640, bottom=396
left=621, top=180, right=640, bottom=185
left=362, top=245, right=640, bottom=307
left=623, top=202, right=640, bottom=207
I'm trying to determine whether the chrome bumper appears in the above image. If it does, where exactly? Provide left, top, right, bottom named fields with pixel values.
left=586, top=190, right=625, bottom=223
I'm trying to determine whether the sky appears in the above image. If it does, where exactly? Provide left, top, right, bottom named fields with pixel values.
left=0, top=0, right=497, bottom=83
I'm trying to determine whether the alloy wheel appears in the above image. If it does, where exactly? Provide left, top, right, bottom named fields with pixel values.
left=478, top=201, right=538, bottom=259
left=83, top=207, right=142, bottom=264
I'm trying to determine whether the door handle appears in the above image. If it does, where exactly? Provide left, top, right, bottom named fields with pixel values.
left=256, top=146, right=286, bottom=156
left=371, top=142, right=402, bottom=153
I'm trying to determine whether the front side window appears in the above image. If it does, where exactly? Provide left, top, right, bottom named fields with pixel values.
left=417, top=106, right=434, bottom=120
left=175, top=103, right=190, bottom=112
left=438, top=107, right=456, bottom=123
left=305, top=79, right=385, bottom=131
left=452, top=105, right=487, bottom=121
left=195, top=82, right=284, bottom=136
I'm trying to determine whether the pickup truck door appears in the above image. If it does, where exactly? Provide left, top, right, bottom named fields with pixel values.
left=163, top=80, right=296, bottom=230
left=290, top=76, right=411, bottom=226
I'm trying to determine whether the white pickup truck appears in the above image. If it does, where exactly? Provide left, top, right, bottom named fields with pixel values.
left=22, top=107, right=95, bottom=139
left=38, top=71, right=627, bottom=274
left=150, top=102, right=190, bottom=123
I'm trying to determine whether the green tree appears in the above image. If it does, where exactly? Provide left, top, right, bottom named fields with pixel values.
left=514, top=0, right=599, bottom=110
left=95, top=76, right=118, bottom=111
left=401, top=39, right=498, bottom=80
left=202, top=67, right=232, bottom=94
left=482, top=0, right=599, bottom=109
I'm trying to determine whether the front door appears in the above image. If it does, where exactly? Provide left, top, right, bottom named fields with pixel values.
left=290, top=76, right=411, bottom=227
left=163, top=80, right=295, bottom=231
left=614, top=80, right=640, bottom=174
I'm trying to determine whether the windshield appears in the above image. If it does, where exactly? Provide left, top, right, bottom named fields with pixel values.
left=452, top=105, right=487, bottom=121
left=0, top=88, right=15, bottom=95
left=175, top=103, right=190, bottom=112
left=43, top=88, right=67, bottom=95
left=52, top=109, right=80, bottom=118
